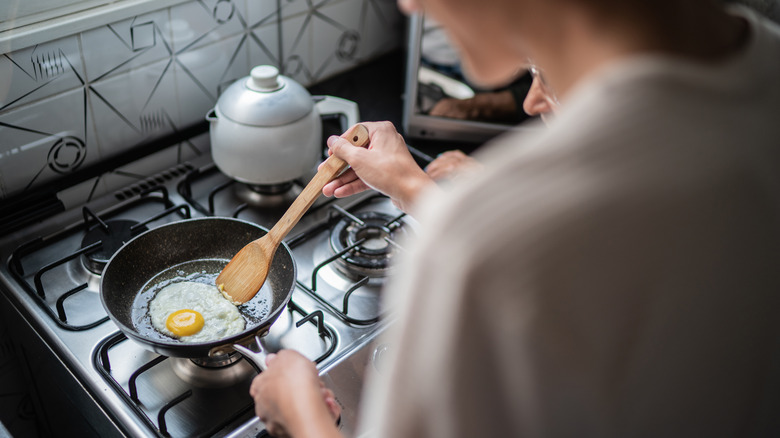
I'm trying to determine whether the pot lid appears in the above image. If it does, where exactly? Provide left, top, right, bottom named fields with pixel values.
left=217, top=65, right=314, bottom=126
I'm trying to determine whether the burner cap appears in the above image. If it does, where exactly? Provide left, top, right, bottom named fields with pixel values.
left=234, top=182, right=296, bottom=208
left=247, top=182, right=293, bottom=195
left=81, top=219, right=148, bottom=274
left=171, top=355, right=255, bottom=388
left=329, top=211, right=408, bottom=278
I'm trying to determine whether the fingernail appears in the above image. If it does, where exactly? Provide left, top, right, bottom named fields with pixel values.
left=327, top=135, right=339, bottom=146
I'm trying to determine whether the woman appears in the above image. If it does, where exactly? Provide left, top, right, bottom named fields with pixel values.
left=252, top=0, right=780, bottom=436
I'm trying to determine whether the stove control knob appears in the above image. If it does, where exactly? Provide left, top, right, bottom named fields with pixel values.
left=372, top=344, right=393, bottom=374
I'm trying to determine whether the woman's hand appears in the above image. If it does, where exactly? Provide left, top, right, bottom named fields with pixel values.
left=249, top=350, right=341, bottom=438
left=321, top=121, right=437, bottom=213
left=424, top=150, right=482, bottom=181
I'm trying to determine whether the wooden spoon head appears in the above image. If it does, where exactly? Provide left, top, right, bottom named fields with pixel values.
left=217, top=124, right=370, bottom=304
left=216, top=239, right=275, bottom=305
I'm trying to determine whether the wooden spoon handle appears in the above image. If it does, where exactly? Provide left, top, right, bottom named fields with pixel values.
left=266, top=124, right=370, bottom=244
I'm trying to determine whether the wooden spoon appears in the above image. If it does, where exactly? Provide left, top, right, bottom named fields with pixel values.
left=217, top=123, right=370, bottom=304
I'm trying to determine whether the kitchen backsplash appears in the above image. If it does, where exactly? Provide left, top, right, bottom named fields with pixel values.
left=0, top=0, right=402, bottom=202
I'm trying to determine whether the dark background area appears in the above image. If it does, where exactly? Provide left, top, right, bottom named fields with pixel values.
left=309, top=49, right=489, bottom=160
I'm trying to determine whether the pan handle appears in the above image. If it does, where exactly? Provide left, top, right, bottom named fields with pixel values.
left=233, top=336, right=268, bottom=371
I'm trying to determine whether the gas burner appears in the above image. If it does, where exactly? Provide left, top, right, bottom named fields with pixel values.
left=329, top=211, right=409, bottom=279
left=234, top=182, right=297, bottom=208
left=81, top=219, right=148, bottom=274
left=171, top=354, right=256, bottom=388
left=248, top=182, right=293, bottom=195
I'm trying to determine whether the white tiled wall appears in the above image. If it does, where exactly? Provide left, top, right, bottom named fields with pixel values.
left=0, top=0, right=403, bottom=201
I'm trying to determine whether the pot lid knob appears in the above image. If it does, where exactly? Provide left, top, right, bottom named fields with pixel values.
left=248, top=65, right=282, bottom=92
left=216, top=64, right=314, bottom=126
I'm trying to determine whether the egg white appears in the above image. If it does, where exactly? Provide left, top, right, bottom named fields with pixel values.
left=149, top=281, right=245, bottom=343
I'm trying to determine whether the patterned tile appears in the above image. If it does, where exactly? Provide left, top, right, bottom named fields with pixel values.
left=175, top=33, right=252, bottom=125
left=81, top=9, right=173, bottom=82
left=355, top=0, right=403, bottom=60
left=0, top=35, right=84, bottom=111
left=246, top=0, right=283, bottom=72
left=247, top=20, right=282, bottom=75
left=0, top=88, right=97, bottom=199
left=245, top=0, right=281, bottom=28
left=55, top=132, right=208, bottom=208
left=0, top=0, right=400, bottom=201
left=309, top=0, right=362, bottom=82
left=278, top=0, right=313, bottom=20
left=279, top=0, right=401, bottom=85
left=280, top=8, right=313, bottom=85
left=169, top=0, right=248, bottom=54
left=88, top=58, right=180, bottom=158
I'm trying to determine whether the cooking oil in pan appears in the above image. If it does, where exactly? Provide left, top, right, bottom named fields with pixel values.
left=131, top=259, right=272, bottom=343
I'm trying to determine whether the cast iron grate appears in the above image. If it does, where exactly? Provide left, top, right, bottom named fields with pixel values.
left=93, top=298, right=336, bottom=437
left=7, top=187, right=190, bottom=330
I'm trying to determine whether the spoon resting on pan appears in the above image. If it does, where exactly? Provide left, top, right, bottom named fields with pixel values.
left=217, top=123, right=370, bottom=304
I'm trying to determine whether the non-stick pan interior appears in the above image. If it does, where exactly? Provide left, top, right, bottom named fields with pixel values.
left=100, top=217, right=295, bottom=357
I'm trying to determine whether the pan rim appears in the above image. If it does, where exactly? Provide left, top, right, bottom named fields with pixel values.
left=99, top=216, right=296, bottom=356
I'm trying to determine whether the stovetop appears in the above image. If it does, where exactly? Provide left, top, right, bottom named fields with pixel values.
left=0, top=134, right=417, bottom=437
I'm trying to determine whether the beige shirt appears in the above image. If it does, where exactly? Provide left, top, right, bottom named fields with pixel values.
left=358, top=6, right=780, bottom=438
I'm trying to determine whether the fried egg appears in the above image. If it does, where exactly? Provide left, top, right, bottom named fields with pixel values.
left=149, top=281, right=245, bottom=343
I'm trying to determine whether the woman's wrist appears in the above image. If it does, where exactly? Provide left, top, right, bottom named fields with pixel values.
left=286, top=392, right=341, bottom=438
left=393, top=170, right=437, bottom=213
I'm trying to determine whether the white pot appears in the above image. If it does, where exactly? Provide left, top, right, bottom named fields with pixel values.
left=206, top=65, right=359, bottom=185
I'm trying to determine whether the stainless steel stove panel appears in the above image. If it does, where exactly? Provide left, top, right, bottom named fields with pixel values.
left=0, top=144, right=414, bottom=437
left=7, top=192, right=191, bottom=331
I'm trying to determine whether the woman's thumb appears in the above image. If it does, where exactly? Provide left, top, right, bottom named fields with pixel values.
left=327, top=135, right=364, bottom=163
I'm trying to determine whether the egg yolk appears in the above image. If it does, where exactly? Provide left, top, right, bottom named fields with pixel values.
left=166, top=309, right=205, bottom=337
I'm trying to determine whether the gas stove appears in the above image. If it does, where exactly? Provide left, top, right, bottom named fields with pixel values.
left=0, top=125, right=419, bottom=437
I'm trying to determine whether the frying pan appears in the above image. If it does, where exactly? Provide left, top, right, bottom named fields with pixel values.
left=100, top=217, right=295, bottom=358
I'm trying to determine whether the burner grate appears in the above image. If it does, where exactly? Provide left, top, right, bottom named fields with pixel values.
left=289, top=194, right=411, bottom=325
left=177, top=163, right=339, bottom=227
left=93, top=299, right=336, bottom=437
left=95, top=332, right=254, bottom=438
left=329, top=206, right=408, bottom=278
left=81, top=217, right=148, bottom=274
left=7, top=187, right=191, bottom=330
